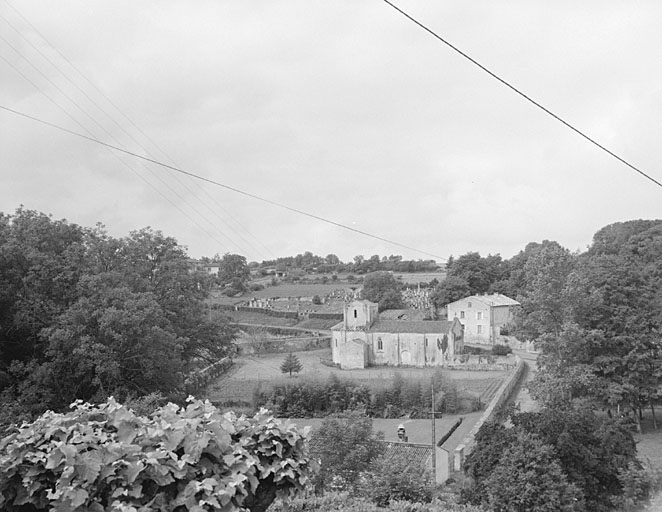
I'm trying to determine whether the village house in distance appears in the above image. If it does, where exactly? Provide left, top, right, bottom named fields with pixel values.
left=446, top=293, right=520, bottom=344
left=331, top=299, right=464, bottom=369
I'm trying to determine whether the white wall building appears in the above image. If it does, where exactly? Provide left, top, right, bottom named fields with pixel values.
left=446, top=294, right=520, bottom=345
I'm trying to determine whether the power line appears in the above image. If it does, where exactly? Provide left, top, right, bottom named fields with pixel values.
left=381, top=0, right=662, bottom=190
left=0, top=52, right=240, bottom=253
left=0, top=104, right=447, bottom=262
left=0, top=1, right=276, bottom=260
left=0, top=20, right=259, bottom=256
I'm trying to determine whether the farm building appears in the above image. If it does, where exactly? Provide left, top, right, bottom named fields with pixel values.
left=446, top=293, right=520, bottom=345
left=331, top=300, right=464, bottom=369
left=187, top=259, right=220, bottom=276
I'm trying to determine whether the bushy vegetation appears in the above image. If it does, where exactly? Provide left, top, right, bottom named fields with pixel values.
left=490, top=343, right=512, bottom=356
left=0, top=398, right=311, bottom=512
left=254, top=372, right=481, bottom=418
left=435, top=222, right=662, bottom=434
left=0, top=208, right=236, bottom=429
left=307, top=413, right=438, bottom=508
left=461, top=405, right=649, bottom=511
left=271, top=492, right=483, bottom=512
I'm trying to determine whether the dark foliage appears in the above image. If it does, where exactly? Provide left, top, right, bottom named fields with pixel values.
left=0, top=208, right=236, bottom=426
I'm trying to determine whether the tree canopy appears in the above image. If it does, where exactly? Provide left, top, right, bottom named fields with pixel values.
left=361, top=271, right=404, bottom=311
left=462, top=406, right=643, bottom=511
left=0, top=208, right=235, bottom=425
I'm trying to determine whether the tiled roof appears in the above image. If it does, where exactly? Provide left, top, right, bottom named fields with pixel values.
left=368, top=319, right=451, bottom=334
left=380, top=441, right=433, bottom=470
left=450, top=294, right=520, bottom=307
left=378, top=309, right=428, bottom=321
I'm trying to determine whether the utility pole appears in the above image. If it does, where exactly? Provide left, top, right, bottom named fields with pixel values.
left=431, top=377, right=436, bottom=477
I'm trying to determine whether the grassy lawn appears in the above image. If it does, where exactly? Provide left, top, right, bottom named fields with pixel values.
left=205, top=348, right=508, bottom=407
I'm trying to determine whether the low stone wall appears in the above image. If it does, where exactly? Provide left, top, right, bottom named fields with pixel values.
left=236, top=336, right=331, bottom=355
left=234, top=323, right=323, bottom=336
left=453, top=356, right=526, bottom=471
left=236, top=306, right=299, bottom=319
left=308, top=311, right=343, bottom=320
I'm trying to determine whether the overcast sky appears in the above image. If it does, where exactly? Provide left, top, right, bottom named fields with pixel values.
left=2, top=1, right=661, bottom=264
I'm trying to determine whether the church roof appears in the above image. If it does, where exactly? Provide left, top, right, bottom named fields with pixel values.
left=368, top=319, right=451, bottom=334
left=378, top=309, right=428, bottom=321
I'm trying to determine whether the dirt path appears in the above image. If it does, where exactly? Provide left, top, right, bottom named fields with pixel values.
left=511, top=350, right=539, bottom=413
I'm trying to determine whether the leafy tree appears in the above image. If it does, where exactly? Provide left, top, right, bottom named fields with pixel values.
left=310, top=411, right=384, bottom=492
left=361, top=271, right=403, bottom=311
left=430, top=275, right=471, bottom=308
left=512, top=407, right=639, bottom=510
left=446, top=252, right=506, bottom=295
left=513, top=240, right=575, bottom=340
left=360, top=454, right=433, bottom=507
left=280, top=352, right=303, bottom=377
left=218, top=252, right=250, bottom=292
left=463, top=406, right=643, bottom=511
left=482, top=431, right=583, bottom=512
left=325, top=253, right=340, bottom=265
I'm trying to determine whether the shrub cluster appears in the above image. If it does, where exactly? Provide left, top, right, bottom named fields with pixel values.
left=255, top=376, right=372, bottom=417
left=491, top=344, right=512, bottom=356
left=0, top=398, right=312, bottom=512
left=255, top=373, right=481, bottom=418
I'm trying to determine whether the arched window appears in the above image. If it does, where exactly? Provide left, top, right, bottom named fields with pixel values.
left=377, top=337, right=383, bottom=351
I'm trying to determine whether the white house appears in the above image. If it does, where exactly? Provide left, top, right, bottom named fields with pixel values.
left=446, top=294, right=520, bottom=345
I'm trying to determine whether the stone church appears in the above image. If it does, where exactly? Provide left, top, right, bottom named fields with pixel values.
left=331, top=299, right=464, bottom=369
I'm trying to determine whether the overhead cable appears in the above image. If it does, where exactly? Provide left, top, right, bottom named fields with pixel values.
left=381, top=0, right=662, bottom=190
left=0, top=104, right=447, bottom=262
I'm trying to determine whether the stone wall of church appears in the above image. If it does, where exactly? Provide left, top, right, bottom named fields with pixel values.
left=331, top=330, right=368, bottom=369
left=366, top=331, right=458, bottom=367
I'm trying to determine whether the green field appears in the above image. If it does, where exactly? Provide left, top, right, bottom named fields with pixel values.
left=205, top=348, right=508, bottom=407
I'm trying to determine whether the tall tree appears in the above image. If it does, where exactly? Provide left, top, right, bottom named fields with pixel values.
left=430, top=275, right=471, bottom=308
left=218, top=253, right=250, bottom=292
left=310, top=412, right=384, bottom=492
left=513, top=241, right=575, bottom=340
left=361, top=271, right=403, bottom=311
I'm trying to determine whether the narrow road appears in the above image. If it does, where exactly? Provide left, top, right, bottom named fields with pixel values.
left=512, top=350, right=539, bottom=413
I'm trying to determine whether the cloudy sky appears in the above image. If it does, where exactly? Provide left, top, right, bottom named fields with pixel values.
left=2, top=1, right=661, bottom=264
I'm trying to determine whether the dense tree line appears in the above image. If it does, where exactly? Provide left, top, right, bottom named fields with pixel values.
left=430, top=221, right=662, bottom=432
left=258, top=252, right=439, bottom=274
left=0, top=208, right=235, bottom=427
left=450, top=220, right=662, bottom=510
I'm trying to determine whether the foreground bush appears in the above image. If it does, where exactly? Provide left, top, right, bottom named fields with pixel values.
left=0, top=397, right=312, bottom=512
left=271, top=491, right=484, bottom=512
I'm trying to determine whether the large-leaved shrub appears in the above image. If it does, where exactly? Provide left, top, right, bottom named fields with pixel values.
left=0, top=397, right=312, bottom=511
